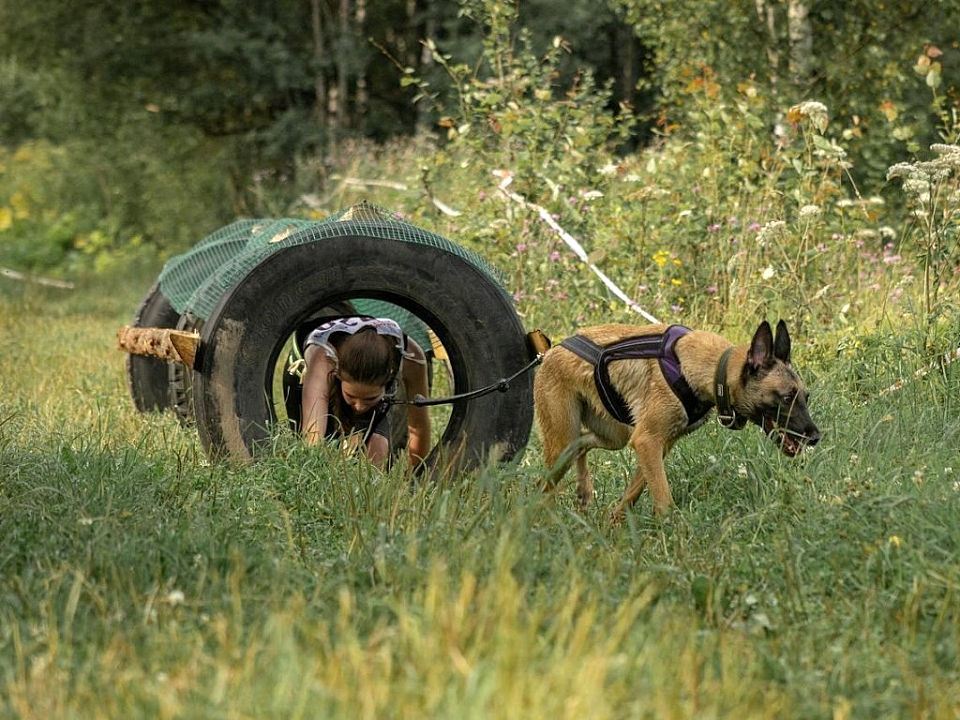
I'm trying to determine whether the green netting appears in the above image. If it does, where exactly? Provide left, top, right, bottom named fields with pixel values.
left=158, top=203, right=506, bottom=336
left=158, top=217, right=322, bottom=314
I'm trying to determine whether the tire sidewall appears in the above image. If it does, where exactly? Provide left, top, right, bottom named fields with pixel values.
left=126, top=281, right=181, bottom=412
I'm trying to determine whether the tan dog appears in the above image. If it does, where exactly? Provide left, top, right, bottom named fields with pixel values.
left=534, top=320, right=820, bottom=519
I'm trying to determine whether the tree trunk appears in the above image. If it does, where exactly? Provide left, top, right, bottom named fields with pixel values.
left=787, top=0, right=814, bottom=92
left=311, top=0, right=328, bottom=128
left=754, top=0, right=780, bottom=96
left=414, top=0, right=435, bottom=136
left=335, top=0, right=350, bottom=130
left=356, top=0, right=368, bottom=119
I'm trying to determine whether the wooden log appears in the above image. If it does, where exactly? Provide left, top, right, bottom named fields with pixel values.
left=116, top=326, right=200, bottom=368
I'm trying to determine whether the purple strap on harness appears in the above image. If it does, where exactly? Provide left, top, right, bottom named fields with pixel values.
left=659, top=325, right=687, bottom=388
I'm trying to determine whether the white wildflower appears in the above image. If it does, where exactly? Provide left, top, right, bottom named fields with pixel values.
left=756, top=220, right=787, bottom=247
left=886, top=163, right=915, bottom=181
left=793, top=101, right=829, bottom=132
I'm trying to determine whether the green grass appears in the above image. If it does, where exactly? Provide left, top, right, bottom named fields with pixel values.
left=2, top=267, right=959, bottom=719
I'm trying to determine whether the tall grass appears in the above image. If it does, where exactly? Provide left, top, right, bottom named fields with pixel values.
left=2, top=241, right=959, bottom=718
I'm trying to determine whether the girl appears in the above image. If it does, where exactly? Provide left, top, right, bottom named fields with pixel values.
left=299, top=316, right=431, bottom=468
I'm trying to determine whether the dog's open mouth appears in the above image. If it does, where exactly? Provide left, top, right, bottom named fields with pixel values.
left=763, top=417, right=806, bottom=457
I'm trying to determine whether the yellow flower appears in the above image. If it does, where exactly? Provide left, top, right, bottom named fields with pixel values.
left=888, top=535, right=902, bottom=548
left=0, top=207, right=12, bottom=231
left=10, top=191, right=31, bottom=220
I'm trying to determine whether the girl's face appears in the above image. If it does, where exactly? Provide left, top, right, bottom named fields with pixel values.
left=338, top=377, right=385, bottom=413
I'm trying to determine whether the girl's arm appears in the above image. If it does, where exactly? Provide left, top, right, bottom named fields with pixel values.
left=301, top=344, right=335, bottom=446
left=401, top=338, right=432, bottom=467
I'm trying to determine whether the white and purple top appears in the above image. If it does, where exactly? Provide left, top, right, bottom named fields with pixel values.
left=304, top=316, right=422, bottom=366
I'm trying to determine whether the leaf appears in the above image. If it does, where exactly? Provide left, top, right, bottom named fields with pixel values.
left=878, top=100, right=898, bottom=122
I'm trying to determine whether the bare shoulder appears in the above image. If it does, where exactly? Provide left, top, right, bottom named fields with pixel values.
left=304, top=343, right=335, bottom=366
left=404, top=336, right=428, bottom=363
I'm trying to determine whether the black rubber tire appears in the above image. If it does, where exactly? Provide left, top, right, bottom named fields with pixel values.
left=169, top=311, right=202, bottom=425
left=126, top=280, right=181, bottom=412
left=191, top=234, right=534, bottom=472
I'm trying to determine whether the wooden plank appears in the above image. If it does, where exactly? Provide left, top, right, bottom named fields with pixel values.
left=116, top=326, right=200, bottom=368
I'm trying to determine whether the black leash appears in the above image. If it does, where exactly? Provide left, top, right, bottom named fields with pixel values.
left=394, top=329, right=551, bottom=408
left=398, top=355, right=542, bottom=407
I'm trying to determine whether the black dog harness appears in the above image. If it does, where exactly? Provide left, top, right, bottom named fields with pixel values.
left=559, top=325, right=713, bottom=427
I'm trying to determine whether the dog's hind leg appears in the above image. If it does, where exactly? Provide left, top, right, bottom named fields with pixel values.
left=535, top=377, right=583, bottom=492
left=612, top=433, right=671, bottom=520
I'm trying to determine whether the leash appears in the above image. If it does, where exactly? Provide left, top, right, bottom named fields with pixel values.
left=397, top=329, right=551, bottom=408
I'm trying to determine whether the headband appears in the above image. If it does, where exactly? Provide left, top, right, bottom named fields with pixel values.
left=304, top=317, right=409, bottom=363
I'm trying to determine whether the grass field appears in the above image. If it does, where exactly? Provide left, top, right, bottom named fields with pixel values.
left=2, top=269, right=959, bottom=719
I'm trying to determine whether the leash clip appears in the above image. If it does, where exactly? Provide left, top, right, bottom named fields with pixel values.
left=716, top=408, right=740, bottom=429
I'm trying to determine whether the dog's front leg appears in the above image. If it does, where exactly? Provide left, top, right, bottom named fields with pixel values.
left=612, top=433, right=670, bottom=520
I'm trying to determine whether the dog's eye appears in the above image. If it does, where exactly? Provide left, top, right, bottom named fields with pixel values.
left=781, top=391, right=796, bottom=406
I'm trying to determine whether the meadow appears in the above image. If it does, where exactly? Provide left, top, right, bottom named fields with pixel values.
left=3, top=83, right=960, bottom=717
left=2, top=215, right=960, bottom=719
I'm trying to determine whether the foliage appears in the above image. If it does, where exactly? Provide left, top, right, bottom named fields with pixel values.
left=612, top=0, right=960, bottom=187
left=2, top=0, right=959, bottom=275
left=403, top=1, right=635, bottom=198
left=0, top=129, right=234, bottom=274
left=886, top=143, right=960, bottom=320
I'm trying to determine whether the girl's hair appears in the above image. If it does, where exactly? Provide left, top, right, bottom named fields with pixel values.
left=336, top=327, right=399, bottom=386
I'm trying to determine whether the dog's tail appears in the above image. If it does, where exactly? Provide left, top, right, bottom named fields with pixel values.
left=542, top=433, right=600, bottom=490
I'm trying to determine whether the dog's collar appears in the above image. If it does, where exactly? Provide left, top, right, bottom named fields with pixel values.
left=714, top=347, right=746, bottom=429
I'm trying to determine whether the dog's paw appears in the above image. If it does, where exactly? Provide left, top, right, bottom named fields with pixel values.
left=576, top=488, right=596, bottom=511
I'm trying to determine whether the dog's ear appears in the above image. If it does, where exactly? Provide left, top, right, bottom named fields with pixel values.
left=773, top=319, right=792, bottom=364
left=747, top=320, right=774, bottom=371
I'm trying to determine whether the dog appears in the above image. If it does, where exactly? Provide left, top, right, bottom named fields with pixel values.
left=534, top=320, right=820, bottom=519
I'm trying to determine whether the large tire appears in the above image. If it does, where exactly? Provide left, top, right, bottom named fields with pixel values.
left=126, top=281, right=181, bottom=412
left=191, top=234, right=534, bottom=472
